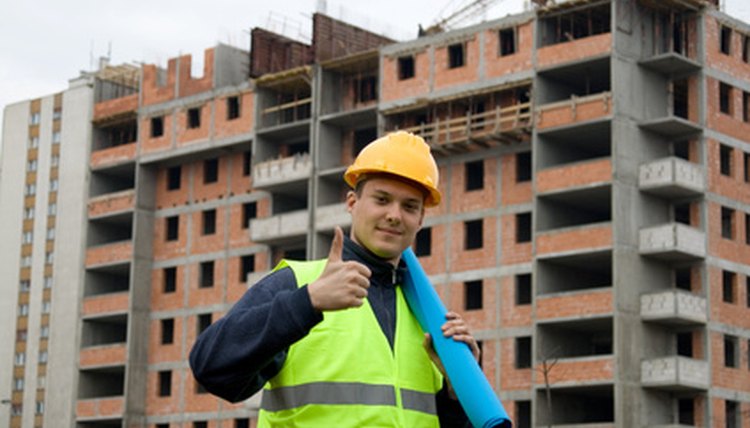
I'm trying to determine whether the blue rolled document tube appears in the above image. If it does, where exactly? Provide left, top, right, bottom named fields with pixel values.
left=401, top=247, right=512, bottom=428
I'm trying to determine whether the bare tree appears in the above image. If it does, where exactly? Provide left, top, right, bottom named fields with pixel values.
left=535, top=346, right=560, bottom=428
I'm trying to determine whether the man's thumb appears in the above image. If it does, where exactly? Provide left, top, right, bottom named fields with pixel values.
left=327, top=226, right=344, bottom=262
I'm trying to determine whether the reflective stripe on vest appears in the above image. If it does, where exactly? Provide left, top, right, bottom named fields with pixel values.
left=261, top=382, right=437, bottom=415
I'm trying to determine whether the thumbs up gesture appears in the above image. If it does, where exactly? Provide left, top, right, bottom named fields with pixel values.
left=308, top=227, right=372, bottom=311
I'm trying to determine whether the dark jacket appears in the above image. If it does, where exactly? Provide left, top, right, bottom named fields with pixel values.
left=189, top=236, right=468, bottom=426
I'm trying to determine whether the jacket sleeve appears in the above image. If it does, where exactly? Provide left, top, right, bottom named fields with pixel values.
left=436, top=383, right=471, bottom=428
left=189, top=267, right=323, bottom=402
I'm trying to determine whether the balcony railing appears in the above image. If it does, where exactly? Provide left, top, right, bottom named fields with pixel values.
left=537, top=288, right=613, bottom=321
left=260, top=97, right=312, bottom=128
left=252, top=153, right=311, bottom=189
left=81, top=292, right=129, bottom=317
left=400, top=102, right=532, bottom=154
left=76, top=397, right=125, bottom=420
left=537, top=158, right=611, bottom=194
left=90, top=142, right=137, bottom=168
left=315, top=203, right=351, bottom=231
left=250, top=210, right=308, bottom=243
left=85, top=241, right=133, bottom=267
left=536, top=92, right=611, bottom=130
left=79, top=344, right=128, bottom=368
left=88, top=190, right=136, bottom=219
left=537, top=223, right=613, bottom=257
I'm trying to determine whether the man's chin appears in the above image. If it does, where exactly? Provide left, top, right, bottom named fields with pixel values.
left=370, top=244, right=403, bottom=261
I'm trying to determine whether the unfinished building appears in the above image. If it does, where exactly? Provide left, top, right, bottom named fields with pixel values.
left=1, top=1, right=749, bottom=427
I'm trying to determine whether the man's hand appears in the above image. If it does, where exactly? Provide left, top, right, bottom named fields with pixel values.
left=423, top=312, right=480, bottom=397
left=307, top=227, right=372, bottom=311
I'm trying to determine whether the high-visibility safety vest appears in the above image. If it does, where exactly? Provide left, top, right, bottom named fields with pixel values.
left=258, top=259, right=443, bottom=428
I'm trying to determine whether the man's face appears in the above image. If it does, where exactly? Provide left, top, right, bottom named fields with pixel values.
left=347, top=176, right=425, bottom=264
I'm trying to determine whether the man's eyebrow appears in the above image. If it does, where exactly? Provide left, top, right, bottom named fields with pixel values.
left=372, top=188, right=422, bottom=204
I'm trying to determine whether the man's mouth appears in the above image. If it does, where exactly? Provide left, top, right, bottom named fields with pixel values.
left=376, top=227, right=402, bottom=236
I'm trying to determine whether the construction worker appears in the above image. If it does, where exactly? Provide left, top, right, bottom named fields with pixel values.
left=190, top=131, right=479, bottom=427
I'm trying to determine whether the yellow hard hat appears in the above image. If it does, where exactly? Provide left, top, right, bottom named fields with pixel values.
left=344, top=131, right=441, bottom=207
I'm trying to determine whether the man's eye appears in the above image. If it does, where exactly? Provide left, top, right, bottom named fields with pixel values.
left=375, top=196, right=387, bottom=204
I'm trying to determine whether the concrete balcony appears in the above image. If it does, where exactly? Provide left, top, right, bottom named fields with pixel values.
left=252, top=154, right=311, bottom=190
left=639, top=223, right=705, bottom=261
left=88, top=190, right=135, bottom=219
left=79, top=344, right=128, bottom=368
left=86, top=241, right=133, bottom=268
left=537, top=33, right=611, bottom=69
left=641, top=356, right=708, bottom=390
left=315, top=203, right=351, bottom=231
left=639, top=157, right=705, bottom=198
left=639, top=116, right=702, bottom=139
left=640, top=51, right=701, bottom=75
left=76, top=396, right=125, bottom=421
left=250, top=210, right=308, bottom=244
left=640, top=290, right=707, bottom=325
left=536, top=92, right=612, bottom=131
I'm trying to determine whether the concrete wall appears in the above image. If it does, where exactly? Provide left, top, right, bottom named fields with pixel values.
left=0, top=100, right=29, bottom=425
left=45, top=76, right=94, bottom=427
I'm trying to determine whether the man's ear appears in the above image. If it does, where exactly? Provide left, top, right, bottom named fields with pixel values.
left=345, top=190, right=357, bottom=212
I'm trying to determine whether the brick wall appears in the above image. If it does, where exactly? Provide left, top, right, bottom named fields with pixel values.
left=537, top=223, right=612, bottom=256
left=434, top=37, right=480, bottom=91
left=140, top=112, right=172, bottom=155
left=710, top=331, right=750, bottom=390
left=90, top=142, right=137, bottom=167
left=536, top=158, right=612, bottom=194
left=380, top=50, right=431, bottom=102
left=538, top=356, right=614, bottom=385
left=178, top=49, right=214, bottom=98
left=500, top=153, right=532, bottom=206
left=485, top=22, right=533, bottom=78
left=312, top=13, right=393, bottom=62
left=176, top=104, right=211, bottom=146
left=708, top=266, right=750, bottom=329
left=148, top=317, right=183, bottom=364
left=500, top=275, right=532, bottom=328
left=448, top=158, right=498, bottom=213
left=707, top=201, right=750, bottom=265
left=705, top=77, right=750, bottom=142
left=536, top=289, right=612, bottom=320
left=214, top=92, right=254, bottom=139
left=93, top=94, right=138, bottom=122
left=500, top=338, right=532, bottom=390
left=142, top=60, right=177, bottom=106
left=536, top=33, right=611, bottom=69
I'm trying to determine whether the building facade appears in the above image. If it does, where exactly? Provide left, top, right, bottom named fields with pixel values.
left=1, top=0, right=749, bottom=427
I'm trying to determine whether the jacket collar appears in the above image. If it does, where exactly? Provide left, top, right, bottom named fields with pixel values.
left=342, top=235, right=406, bottom=286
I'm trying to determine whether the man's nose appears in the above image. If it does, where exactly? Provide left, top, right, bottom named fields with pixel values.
left=385, top=203, right=401, bottom=223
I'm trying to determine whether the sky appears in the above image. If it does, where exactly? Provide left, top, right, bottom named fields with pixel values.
left=1, top=0, right=750, bottom=143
